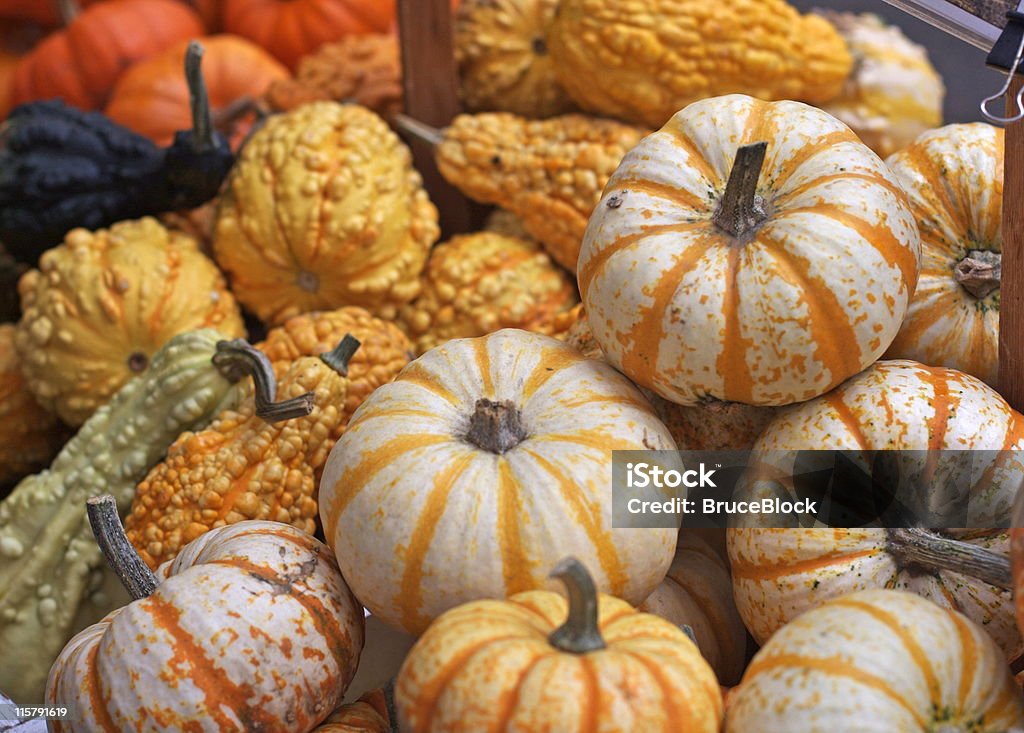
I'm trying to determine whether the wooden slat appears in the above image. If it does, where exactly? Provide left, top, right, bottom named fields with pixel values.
left=396, top=0, right=486, bottom=236
left=1000, top=77, right=1024, bottom=411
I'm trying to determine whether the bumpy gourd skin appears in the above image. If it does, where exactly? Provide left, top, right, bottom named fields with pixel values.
left=0, top=328, right=242, bottom=704
left=214, top=102, right=440, bottom=324
left=436, top=113, right=646, bottom=272
left=258, top=307, right=412, bottom=439
left=0, top=324, right=68, bottom=487
left=546, top=0, right=853, bottom=128
left=455, top=0, right=576, bottom=118
left=398, top=232, right=579, bottom=354
left=125, top=354, right=349, bottom=569
left=15, top=217, right=245, bottom=426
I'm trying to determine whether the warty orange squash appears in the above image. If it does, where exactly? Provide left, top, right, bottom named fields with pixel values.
left=319, top=328, right=678, bottom=635
left=579, top=93, right=920, bottom=407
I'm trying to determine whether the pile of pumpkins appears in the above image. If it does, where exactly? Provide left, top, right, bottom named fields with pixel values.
left=1, top=0, right=1022, bottom=731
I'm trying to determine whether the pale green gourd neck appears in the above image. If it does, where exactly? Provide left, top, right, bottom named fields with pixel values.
left=86, top=495, right=158, bottom=601
left=548, top=557, right=606, bottom=654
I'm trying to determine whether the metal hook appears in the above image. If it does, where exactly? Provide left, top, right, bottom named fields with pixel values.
left=981, top=29, right=1024, bottom=125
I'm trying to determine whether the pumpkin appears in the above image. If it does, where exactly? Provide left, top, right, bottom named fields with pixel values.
left=455, top=0, right=575, bottom=118
left=580, top=93, right=920, bottom=407
left=124, top=336, right=360, bottom=569
left=213, top=102, right=439, bottom=325
left=818, top=12, right=945, bottom=159
left=727, top=359, right=1024, bottom=659
left=48, top=497, right=365, bottom=732
left=0, top=324, right=67, bottom=489
left=416, top=111, right=647, bottom=272
left=106, top=34, right=288, bottom=148
left=883, top=123, right=1002, bottom=386
left=563, top=306, right=777, bottom=450
left=9, top=0, right=204, bottom=111
left=0, top=0, right=101, bottom=25
left=638, top=532, right=747, bottom=686
left=725, top=589, right=1024, bottom=732
left=264, top=34, right=401, bottom=119
left=0, top=19, right=45, bottom=118
left=396, top=557, right=723, bottom=732
left=398, top=231, right=579, bottom=355
left=315, top=690, right=390, bottom=733
left=545, top=0, right=852, bottom=129
left=319, top=328, right=678, bottom=635
left=0, top=329, right=245, bottom=704
left=15, top=217, right=245, bottom=426
left=187, top=0, right=223, bottom=29
left=222, top=0, right=395, bottom=70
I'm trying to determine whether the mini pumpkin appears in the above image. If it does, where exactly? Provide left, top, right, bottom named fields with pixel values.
left=264, top=34, right=401, bottom=119
left=883, top=123, right=1002, bottom=386
left=106, top=34, right=288, bottom=148
left=545, top=0, right=852, bottom=129
left=421, top=111, right=647, bottom=271
left=48, top=498, right=365, bottom=732
left=314, top=690, right=390, bottom=733
left=398, top=231, right=579, bottom=355
left=15, top=217, right=245, bottom=426
left=213, top=102, right=439, bottom=325
left=455, top=0, right=575, bottom=118
left=818, top=12, right=945, bottom=159
left=9, top=0, right=204, bottom=110
left=639, top=532, right=747, bottom=686
left=319, top=328, right=678, bottom=635
left=725, top=589, right=1024, bottom=731
left=222, top=0, right=395, bottom=70
left=0, top=323, right=67, bottom=488
left=580, top=94, right=920, bottom=407
left=396, top=557, right=723, bottom=732
left=728, top=360, right=1024, bottom=659
left=124, top=336, right=360, bottom=569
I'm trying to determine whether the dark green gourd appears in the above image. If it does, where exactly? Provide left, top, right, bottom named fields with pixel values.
left=0, top=41, right=233, bottom=264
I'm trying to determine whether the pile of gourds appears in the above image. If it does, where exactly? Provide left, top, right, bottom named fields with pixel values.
left=3, top=0, right=1024, bottom=731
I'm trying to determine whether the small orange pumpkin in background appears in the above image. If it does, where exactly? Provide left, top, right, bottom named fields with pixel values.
left=222, top=0, right=395, bottom=70
left=106, top=34, right=288, bottom=148
left=9, top=0, right=204, bottom=111
left=314, top=690, right=390, bottom=733
left=0, top=19, right=45, bottom=118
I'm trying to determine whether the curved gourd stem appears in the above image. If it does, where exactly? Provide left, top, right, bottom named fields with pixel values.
left=86, top=495, right=158, bottom=601
left=320, top=334, right=361, bottom=376
left=55, top=0, right=79, bottom=25
left=212, top=339, right=315, bottom=422
left=955, top=250, right=1001, bottom=299
left=464, top=399, right=526, bottom=454
left=184, top=40, right=214, bottom=152
left=886, top=528, right=1012, bottom=591
left=548, top=557, right=607, bottom=654
left=714, top=141, right=768, bottom=239
left=392, top=113, right=445, bottom=148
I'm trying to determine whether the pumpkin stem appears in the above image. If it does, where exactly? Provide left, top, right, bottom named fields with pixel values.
left=886, top=527, right=1012, bottom=591
left=392, top=113, right=445, bottom=148
left=320, top=334, right=361, bottom=377
left=86, top=495, right=159, bottom=600
left=715, top=142, right=768, bottom=239
left=464, top=398, right=526, bottom=454
left=55, top=0, right=79, bottom=25
left=184, top=40, right=215, bottom=153
left=548, top=557, right=607, bottom=654
left=212, top=339, right=315, bottom=422
left=955, top=249, right=1001, bottom=299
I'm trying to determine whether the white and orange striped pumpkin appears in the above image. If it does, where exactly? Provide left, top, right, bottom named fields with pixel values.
left=47, top=518, right=365, bottom=732
left=728, top=360, right=1024, bottom=660
left=319, top=328, right=679, bottom=635
left=639, top=532, right=747, bottom=685
left=579, top=93, right=920, bottom=407
left=883, top=123, right=1003, bottom=386
left=725, top=589, right=1024, bottom=731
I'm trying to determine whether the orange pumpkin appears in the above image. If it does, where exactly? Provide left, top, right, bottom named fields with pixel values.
left=222, top=0, right=395, bottom=70
left=314, top=690, right=390, bottom=733
left=0, top=19, right=44, bottom=118
left=106, top=34, right=287, bottom=148
left=9, top=0, right=204, bottom=111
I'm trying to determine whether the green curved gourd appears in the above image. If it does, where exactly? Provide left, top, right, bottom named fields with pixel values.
left=0, top=329, right=245, bottom=703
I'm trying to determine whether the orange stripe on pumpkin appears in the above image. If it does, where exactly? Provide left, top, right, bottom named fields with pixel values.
left=765, top=130, right=857, bottom=191
left=396, top=363, right=460, bottom=406
left=773, top=171, right=909, bottom=209
left=497, top=460, right=535, bottom=596
left=717, top=243, right=756, bottom=403
left=729, top=546, right=879, bottom=581
left=607, top=177, right=710, bottom=212
left=950, top=608, right=980, bottom=710
left=85, top=642, right=120, bottom=733
left=473, top=337, right=495, bottom=398
left=520, top=346, right=582, bottom=402
left=660, top=125, right=719, bottom=185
